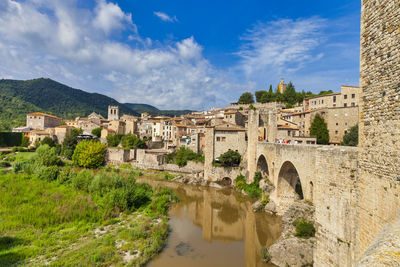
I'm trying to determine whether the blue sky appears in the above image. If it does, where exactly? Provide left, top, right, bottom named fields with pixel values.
left=0, top=0, right=361, bottom=110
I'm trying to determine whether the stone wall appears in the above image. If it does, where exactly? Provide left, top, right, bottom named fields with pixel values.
left=314, top=146, right=358, bottom=266
left=357, top=0, right=400, bottom=261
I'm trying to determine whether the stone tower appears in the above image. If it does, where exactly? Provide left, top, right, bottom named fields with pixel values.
left=356, top=0, right=400, bottom=261
left=108, top=105, right=119, bottom=121
left=278, top=78, right=287, bottom=94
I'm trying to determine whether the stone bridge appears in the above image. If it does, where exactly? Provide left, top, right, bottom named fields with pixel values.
left=248, top=141, right=359, bottom=266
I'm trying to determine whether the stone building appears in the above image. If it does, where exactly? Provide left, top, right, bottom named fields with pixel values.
left=304, top=85, right=360, bottom=111
left=277, top=78, right=287, bottom=94
left=26, top=112, right=62, bottom=130
left=108, top=105, right=119, bottom=121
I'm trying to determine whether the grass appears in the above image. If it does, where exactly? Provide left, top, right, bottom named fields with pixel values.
left=0, top=168, right=176, bottom=266
left=7, top=151, right=36, bottom=162
left=294, top=218, right=316, bottom=238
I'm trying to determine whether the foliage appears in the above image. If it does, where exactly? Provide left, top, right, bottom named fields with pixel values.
left=283, top=82, right=297, bottom=105
left=61, top=128, right=82, bottom=159
left=0, top=161, right=11, bottom=168
left=261, top=247, right=271, bottom=262
left=238, top=92, right=254, bottom=104
left=235, top=173, right=262, bottom=198
left=166, top=147, right=204, bottom=167
left=72, top=140, right=107, bottom=168
left=40, top=136, right=55, bottom=147
left=21, top=136, right=29, bottom=147
left=261, top=194, right=270, bottom=206
left=36, top=166, right=59, bottom=182
left=0, top=132, right=23, bottom=147
left=218, top=149, right=241, bottom=167
left=295, top=218, right=316, bottom=238
left=106, top=134, right=123, bottom=147
left=121, top=134, right=146, bottom=149
left=91, top=127, right=102, bottom=138
left=34, top=144, right=62, bottom=167
left=310, top=114, right=330, bottom=145
left=249, top=104, right=256, bottom=111
left=341, top=125, right=358, bottom=146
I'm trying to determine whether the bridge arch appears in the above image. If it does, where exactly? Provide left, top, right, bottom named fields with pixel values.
left=256, top=154, right=270, bottom=180
left=277, top=161, right=304, bottom=204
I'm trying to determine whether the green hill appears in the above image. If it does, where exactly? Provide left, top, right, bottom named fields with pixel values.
left=124, top=103, right=193, bottom=117
left=0, top=78, right=139, bottom=131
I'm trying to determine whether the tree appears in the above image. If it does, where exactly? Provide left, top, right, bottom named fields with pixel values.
left=41, top=136, right=55, bottom=147
left=283, top=81, right=297, bottom=105
left=218, top=149, right=241, bottom=167
left=255, top=90, right=267, bottom=103
left=238, top=92, right=254, bottom=104
left=72, top=140, right=107, bottom=168
left=21, top=136, right=29, bottom=147
left=91, top=127, right=102, bottom=138
left=34, top=144, right=62, bottom=167
left=106, top=134, right=123, bottom=147
left=61, top=128, right=82, bottom=159
left=121, top=134, right=146, bottom=149
left=310, top=114, right=330, bottom=144
left=341, top=125, right=358, bottom=146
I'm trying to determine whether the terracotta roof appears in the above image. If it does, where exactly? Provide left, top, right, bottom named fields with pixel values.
left=215, top=126, right=246, bottom=131
left=305, top=92, right=340, bottom=100
left=27, top=112, right=61, bottom=120
left=224, top=110, right=238, bottom=114
left=277, top=125, right=299, bottom=130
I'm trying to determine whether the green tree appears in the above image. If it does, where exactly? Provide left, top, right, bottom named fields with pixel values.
left=34, top=144, right=62, bottom=167
left=106, top=134, right=123, bottom=147
left=173, top=147, right=204, bottom=167
left=91, top=127, right=102, bottom=138
left=341, top=125, right=358, bottom=146
left=61, top=128, right=82, bottom=159
left=72, top=140, right=107, bottom=168
left=310, top=114, right=330, bottom=145
left=218, top=149, right=241, bottom=167
left=283, top=81, right=297, bottom=105
left=21, top=136, right=29, bottom=147
left=255, top=90, right=267, bottom=103
left=238, top=92, right=254, bottom=104
left=121, top=134, right=146, bottom=149
left=41, top=136, right=55, bottom=147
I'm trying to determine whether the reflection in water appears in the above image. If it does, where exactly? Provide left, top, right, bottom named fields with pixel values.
left=137, top=178, right=282, bottom=267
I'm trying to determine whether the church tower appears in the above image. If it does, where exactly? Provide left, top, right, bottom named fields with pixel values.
left=278, top=78, right=287, bottom=94
left=108, top=105, right=119, bottom=121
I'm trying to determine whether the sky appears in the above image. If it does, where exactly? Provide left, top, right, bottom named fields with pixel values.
left=0, top=0, right=361, bottom=110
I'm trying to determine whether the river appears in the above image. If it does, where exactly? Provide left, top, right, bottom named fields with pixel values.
left=137, top=177, right=282, bottom=267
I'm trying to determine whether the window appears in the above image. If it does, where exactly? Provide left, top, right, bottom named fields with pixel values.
left=351, top=102, right=355, bottom=107
left=335, top=130, right=338, bottom=134
left=352, top=94, right=355, bottom=98
left=344, top=94, right=348, bottom=99
left=336, top=122, right=339, bottom=126
left=288, top=131, right=291, bottom=136
left=221, top=137, right=226, bottom=142
left=344, top=103, right=347, bottom=107
left=333, top=96, right=336, bottom=103
left=344, top=130, right=348, bottom=134
left=322, top=100, right=324, bottom=104
left=216, top=137, right=220, bottom=141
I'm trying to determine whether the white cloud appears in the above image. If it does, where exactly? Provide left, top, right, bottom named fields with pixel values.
left=0, top=0, right=242, bottom=110
left=153, top=11, right=178, bottom=22
left=236, top=17, right=327, bottom=85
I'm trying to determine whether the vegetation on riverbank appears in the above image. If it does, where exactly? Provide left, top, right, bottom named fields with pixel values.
left=235, top=172, right=262, bottom=198
left=165, top=147, right=204, bottom=167
left=0, top=145, right=177, bottom=266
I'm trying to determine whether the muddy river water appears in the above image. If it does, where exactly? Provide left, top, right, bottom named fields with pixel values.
left=137, top=177, right=282, bottom=267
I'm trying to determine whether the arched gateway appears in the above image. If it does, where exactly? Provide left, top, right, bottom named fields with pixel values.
left=277, top=161, right=303, bottom=203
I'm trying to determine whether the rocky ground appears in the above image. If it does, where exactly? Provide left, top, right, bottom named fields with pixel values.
left=268, top=200, right=316, bottom=267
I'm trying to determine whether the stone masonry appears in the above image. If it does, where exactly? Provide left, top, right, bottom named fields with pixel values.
left=356, top=0, right=400, bottom=262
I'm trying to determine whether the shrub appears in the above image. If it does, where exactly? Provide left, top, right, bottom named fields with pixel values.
left=0, top=132, right=23, bottom=147
left=168, top=147, right=204, bottom=167
left=61, top=128, right=82, bottom=159
left=106, top=134, right=123, bottom=147
left=72, top=140, right=107, bottom=168
left=0, top=161, right=11, bottom=167
left=21, top=136, right=30, bottom=147
left=57, top=167, right=77, bottom=184
left=218, top=149, right=241, bottom=167
left=121, top=134, right=146, bottom=149
left=41, top=136, right=55, bottom=147
left=234, top=173, right=262, bottom=198
left=13, top=160, right=32, bottom=173
left=295, top=218, right=316, bottom=238
left=71, top=169, right=94, bottom=192
left=91, top=127, right=102, bottom=138
left=261, top=247, right=271, bottom=262
left=36, top=166, right=59, bottom=182
left=34, top=145, right=62, bottom=167
left=341, top=125, right=358, bottom=147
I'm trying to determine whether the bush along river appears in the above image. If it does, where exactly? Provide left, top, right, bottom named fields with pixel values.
left=137, top=177, right=282, bottom=267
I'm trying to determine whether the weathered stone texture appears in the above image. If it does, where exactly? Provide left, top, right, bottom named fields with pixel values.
left=357, top=0, right=400, bottom=260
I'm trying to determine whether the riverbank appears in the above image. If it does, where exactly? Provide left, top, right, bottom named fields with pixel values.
left=0, top=168, right=176, bottom=266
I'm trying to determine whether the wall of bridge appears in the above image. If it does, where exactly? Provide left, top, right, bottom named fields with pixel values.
left=255, top=142, right=359, bottom=266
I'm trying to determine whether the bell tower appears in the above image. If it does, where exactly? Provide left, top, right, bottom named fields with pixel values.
left=108, top=105, right=119, bottom=121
